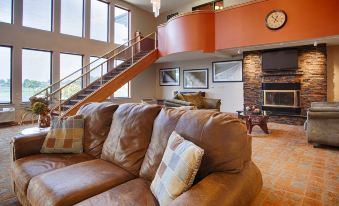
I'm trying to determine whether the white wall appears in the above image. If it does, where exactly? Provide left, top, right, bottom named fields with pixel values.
left=0, top=0, right=157, bottom=121
left=155, top=58, right=244, bottom=113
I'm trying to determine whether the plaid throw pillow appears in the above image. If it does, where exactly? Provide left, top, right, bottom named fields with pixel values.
left=150, top=131, right=204, bottom=206
left=40, top=115, right=84, bottom=154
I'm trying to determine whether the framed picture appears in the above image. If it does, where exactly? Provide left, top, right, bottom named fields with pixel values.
left=183, top=69, right=208, bottom=89
left=159, top=68, right=180, bottom=86
left=212, top=60, right=243, bottom=82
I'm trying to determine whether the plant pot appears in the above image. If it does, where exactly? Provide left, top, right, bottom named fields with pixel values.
left=38, top=113, right=51, bottom=128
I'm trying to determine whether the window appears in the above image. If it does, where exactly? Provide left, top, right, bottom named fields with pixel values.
left=114, top=82, right=130, bottom=98
left=22, top=49, right=51, bottom=102
left=23, top=0, right=53, bottom=31
left=113, top=60, right=129, bottom=98
left=60, top=0, right=83, bottom=37
left=60, top=53, right=83, bottom=99
left=114, top=6, right=129, bottom=44
left=0, top=46, right=12, bottom=103
left=90, top=0, right=108, bottom=42
left=0, top=0, right=12, bottom=23
left=89, top=56, right=107, bottom=83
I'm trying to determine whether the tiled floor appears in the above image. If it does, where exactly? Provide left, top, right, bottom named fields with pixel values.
left=251, top=123, right=338, bottom=206
left=0, top=123, right=338, bottom=206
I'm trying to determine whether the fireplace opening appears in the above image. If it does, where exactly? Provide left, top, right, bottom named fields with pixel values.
left=262, top=83, right=301, bottom=115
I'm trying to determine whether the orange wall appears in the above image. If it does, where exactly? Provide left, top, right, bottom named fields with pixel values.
left=158, top=11, right=215, bottom=57
left=158, top=0, right=339, bottom=56
left=216, top=0, right=339, bottom=49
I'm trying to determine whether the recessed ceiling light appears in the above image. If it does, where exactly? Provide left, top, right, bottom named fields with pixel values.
left=314, top=41, right=318, bottom=47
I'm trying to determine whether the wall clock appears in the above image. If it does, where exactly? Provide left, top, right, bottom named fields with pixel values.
left=265, top=10, right=287, bottom=30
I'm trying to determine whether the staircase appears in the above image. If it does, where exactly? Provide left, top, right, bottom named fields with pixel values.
left=32, top=32, right=158, bottom=116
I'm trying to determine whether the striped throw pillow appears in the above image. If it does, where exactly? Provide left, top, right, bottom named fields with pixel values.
left=150, top=131, right=204, bottom=206
left=40, top=115, right=84, bottom=154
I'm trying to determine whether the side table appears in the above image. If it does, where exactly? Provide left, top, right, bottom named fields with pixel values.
left=245, top=115, right=269, bottom=134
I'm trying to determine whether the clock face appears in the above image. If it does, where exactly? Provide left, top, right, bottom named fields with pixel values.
left=265, top=10, right=287, bottom=30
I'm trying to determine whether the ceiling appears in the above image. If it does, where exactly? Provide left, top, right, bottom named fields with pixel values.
left=123, top=0, right=196, bottom=14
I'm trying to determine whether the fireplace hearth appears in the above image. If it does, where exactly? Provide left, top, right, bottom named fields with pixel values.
left=262, top=83, right=301, bottom=115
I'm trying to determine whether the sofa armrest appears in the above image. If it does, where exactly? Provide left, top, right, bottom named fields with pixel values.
left=164, top=99, right=193, bottom=107
left=203, top=98, right=221, bottom=110
left=11, top=131, right=48, bottom=161
left=170, top=161, right=262, bottom=206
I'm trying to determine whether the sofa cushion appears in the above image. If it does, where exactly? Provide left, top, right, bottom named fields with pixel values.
left=101, top=103, right=161, bottom=175
left=174, top=110, right=250, bottom=180
left=151, top=131, right=204, bottom=206
left=40, top=115, right=84, bottom=154
left=77, top=102, right=119, bottom=158
left=140, top=108, right=186, bottom=181
left=75, top=178, right=158, bottom=206
left=27, top=159, right=135, bottom=206
left=182, top=92, right=204, bottom=109
left=11, top=153, right=94, bottom=195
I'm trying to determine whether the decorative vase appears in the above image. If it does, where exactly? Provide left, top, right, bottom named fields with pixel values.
left=38, top=112, right=51, bottom=128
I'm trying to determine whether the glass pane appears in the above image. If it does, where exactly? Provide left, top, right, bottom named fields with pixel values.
left=114, top=7, right=129, bottom=44
left=60, top=53, right=83, bottom=99
left=114, top=83, right=129, bottom=98
left=0, top=0, right=12, bottom=23
left=89, top=57, right=107, bottom=83
left=266, top=92, right=295, bottom=106
left=90, top=0, right=108, bottom=42
left=113, top=60, right=129, bottom=98
left=0, top=47, right=11, bottom=103
left=23, top=0, right=52, bottom=31
left=22, top=49, right=51, bottom=102
left=60, top=0, right=83, bottom=37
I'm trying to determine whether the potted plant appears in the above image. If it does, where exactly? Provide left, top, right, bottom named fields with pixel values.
left=30, top=98, right=51, bottom=128
left=245, top=105, right=261, bottom=115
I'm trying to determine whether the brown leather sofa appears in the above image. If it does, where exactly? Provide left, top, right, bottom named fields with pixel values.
left=11, top=102, right=262, bottom=206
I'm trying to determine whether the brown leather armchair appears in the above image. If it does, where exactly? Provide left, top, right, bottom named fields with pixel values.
left=11, top=103, right=262, bottom=206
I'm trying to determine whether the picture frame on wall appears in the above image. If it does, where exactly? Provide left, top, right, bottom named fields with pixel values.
left=159, top=67, right=180, bottom=86
left=183, top=69, right=209, bottom=89
left=212, top=60, right=243, bottom=82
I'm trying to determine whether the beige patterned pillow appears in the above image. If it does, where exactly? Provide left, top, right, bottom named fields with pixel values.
left=150, top=131, right=204, bottom=206
left=40, top=115, right=84, bottom=154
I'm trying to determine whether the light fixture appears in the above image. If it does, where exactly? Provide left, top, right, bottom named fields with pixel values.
left=215, top=5, right=220, bottom=10
left=313, top=41, right=318, bottom=47
left=151, top=0, right=160, bottom=17
left=237, top=49, right=241, bottom=54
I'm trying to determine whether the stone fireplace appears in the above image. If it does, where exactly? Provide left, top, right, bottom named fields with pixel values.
left=243, top=44, right=327, bottom=125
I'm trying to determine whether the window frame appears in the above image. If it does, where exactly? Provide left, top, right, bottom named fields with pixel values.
left=60, top=0, right=85, bottom=37
left=90, top=0, right=110, bottom=42
left=59, top=52, right=84, bottom=88
left=0, top=45, right=13, bottom=104
left=22, top=0, right=54, bottom=32
left=21, top=48, right=53, bottom=103
left=114, top=5, right=130, bottom=45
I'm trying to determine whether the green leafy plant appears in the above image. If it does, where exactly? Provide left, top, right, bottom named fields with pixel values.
left=32, top=102, right=48, bottom=115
